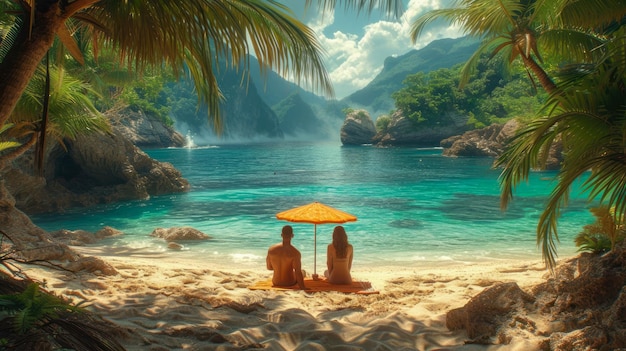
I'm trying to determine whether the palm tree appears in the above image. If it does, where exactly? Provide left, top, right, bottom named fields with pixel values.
left=409, top=0, right=609, bottom=95
left=496, top=25, right=626, bottom=269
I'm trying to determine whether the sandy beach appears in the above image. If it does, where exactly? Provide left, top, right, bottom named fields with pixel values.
left=19, top=246, right=560, bottom=351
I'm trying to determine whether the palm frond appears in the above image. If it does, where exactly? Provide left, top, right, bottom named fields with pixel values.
left=410, top=8, right=469, bottom=41
left=559, top=0, right=626, bottom=30
left=459, top=37, right=509, bottom=88
left=11, top=64, right=109, bottom=144
left=84, top=0, right=336, bottom=131
left=540, top=29, right=606, bottom=63
left=56, top=21, right=85, bottom=65
left=496, top=114, right=563, bottom=208
left=0, top=13, right=21, bottom=64
left=305, top=0, right=403, bottom=17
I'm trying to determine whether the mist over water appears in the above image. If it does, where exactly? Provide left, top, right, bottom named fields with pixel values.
left=32, top=142, right=593, bottom=272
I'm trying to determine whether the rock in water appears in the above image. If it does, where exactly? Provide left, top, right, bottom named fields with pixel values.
left=340, top=110, right=376, bottom=145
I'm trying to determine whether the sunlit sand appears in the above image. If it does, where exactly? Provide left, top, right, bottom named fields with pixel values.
left=21, top=246, right=558, bottom=350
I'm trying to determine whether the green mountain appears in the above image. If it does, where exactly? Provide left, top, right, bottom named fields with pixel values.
left=341, top=36, right=480, bottom=117
left=167, top=36, right=480, bottom=142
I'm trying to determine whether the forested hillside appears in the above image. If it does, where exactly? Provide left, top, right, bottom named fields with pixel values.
left=342, top=36, right=481, bottom=116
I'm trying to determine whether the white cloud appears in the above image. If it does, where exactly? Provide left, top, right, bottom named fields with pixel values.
left=307, top=0, right=464, bottom=99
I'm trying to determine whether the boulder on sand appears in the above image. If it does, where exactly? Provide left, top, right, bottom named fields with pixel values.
left=151, top=227, right=211, bottom=242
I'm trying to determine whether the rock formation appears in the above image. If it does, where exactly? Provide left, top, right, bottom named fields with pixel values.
left=150, top=226, right=211, bottom=241
left=110, top=108, right=185, bottom=148
left=172, top=69, right=284, bottom=141
left=3, top=127, right=189, bottom=214
left=0, top=182, right=116, bottom=275
left=440, top=120, right=519, bottom=157
left=340, top=110, right=376, bottom=145
left=441, top=119, right=563, bottom=169
left=446, top=242, right=626, bottom=349
left=372, top=110, right=470, bottom=147
left=50, top=226, right=123, bottom=246
left=446, top=282, right=535, bottom=341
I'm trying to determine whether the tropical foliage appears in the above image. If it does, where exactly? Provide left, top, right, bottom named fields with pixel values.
left=375, top=114, right=391, bottom=131
left=0, top=282, right=126, bottom=350
left=412, top=0, right=626, bottom=269
left=391, top=59, right=544, bottom=128
left=575, top=207, right=626, bottom=254
left=497, top=25, right=626, bottom=268
left=120, top=73, right=174, bottom=127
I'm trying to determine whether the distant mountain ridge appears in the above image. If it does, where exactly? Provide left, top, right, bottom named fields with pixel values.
left=341, top=36, right=480, bottom=117
left=169, top=36, right=479, bottom=143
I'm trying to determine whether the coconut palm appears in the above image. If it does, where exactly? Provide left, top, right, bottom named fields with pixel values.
left=409, top=0, right=612, bottom=95
left=496, top=24, right=626, bottom=269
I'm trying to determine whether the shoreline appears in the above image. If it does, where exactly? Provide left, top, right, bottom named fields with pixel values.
left=19, top=246, right=567, bottom=350
left=69, top=242, right=573, bottom=272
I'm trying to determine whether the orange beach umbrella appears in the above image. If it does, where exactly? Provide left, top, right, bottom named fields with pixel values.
left=276, top=202, right=357, bottom=276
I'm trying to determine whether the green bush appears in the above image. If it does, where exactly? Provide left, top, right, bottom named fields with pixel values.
left=575, top=207, right=626, bottom=254
left=375, top=115, right=391, bottom=132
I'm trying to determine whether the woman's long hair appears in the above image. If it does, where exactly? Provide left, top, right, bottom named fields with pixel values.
left=332, top=226, right=349, bottom=258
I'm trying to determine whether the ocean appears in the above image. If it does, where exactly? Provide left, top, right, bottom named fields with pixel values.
left=31, top=141, right=593, bottom=273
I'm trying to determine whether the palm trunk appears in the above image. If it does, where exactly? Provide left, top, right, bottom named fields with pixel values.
left=0, top=6, right=61, bottom=127
left=519, top=52, right=558, bottom=95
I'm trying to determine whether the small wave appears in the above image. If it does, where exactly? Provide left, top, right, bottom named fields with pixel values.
left=229, top=253, right=263, bottom=263
left=167, top=145, right=220, bottom=150
left=416, top=147, right=443, bottom=150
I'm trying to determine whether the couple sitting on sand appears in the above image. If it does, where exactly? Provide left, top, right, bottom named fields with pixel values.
left=266, top=225, right=353, bottom=289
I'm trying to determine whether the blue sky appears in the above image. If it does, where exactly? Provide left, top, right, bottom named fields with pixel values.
left=281, top=1, right=463, bottom=99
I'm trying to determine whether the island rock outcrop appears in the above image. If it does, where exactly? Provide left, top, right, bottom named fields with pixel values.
left=110, top=108, right=185, bottom=148
left=340, top=110, right=376, bottom=145
left=440, top=120, right=519, bottom=157
left=3, top=128, right=190, bottom=214
left=441, top=119, right=563, bottom=169
left=372, top=110, right=470, bottom=147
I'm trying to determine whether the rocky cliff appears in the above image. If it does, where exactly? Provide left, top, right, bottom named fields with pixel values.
left=340, top=110, right=376, bottom=145
left=274, top=93, right=333, bottom=139
left=372, top=110, right=470, bottom=147
left=441, top=119, right=563, bottom=169
left=170, top=69, right=283, bottom=142
left=340, top=108, right=471, bottom=147
left=440, top=120, right=520, bottom=157
left=110, top=108, right=185, bottom=148
left=2, top=113, right=189, bottom=214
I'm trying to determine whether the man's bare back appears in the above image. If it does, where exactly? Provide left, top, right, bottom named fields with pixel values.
left=266, top=225, right=306, bottom=289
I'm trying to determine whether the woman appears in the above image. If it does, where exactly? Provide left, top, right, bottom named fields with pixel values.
left=324, top=226, right=353, bottom=284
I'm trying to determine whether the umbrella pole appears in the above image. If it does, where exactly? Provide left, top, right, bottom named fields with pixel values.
left=313, top=224, right=317, bottom=276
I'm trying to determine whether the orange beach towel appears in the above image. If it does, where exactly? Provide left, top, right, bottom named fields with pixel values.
left=248, top=278, right=378, bottom=294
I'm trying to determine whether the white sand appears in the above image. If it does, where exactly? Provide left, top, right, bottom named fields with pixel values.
left=20, top=246, right=560, bottom=351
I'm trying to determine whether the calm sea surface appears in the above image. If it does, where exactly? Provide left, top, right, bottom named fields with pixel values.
left=32, top=142, right=593, bottom=272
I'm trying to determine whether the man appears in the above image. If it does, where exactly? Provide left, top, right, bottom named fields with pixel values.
left=266, top=225, right=306, bottom=289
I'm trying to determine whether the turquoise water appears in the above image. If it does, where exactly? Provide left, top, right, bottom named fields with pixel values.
left=32, top=142, right=593, bottom=272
